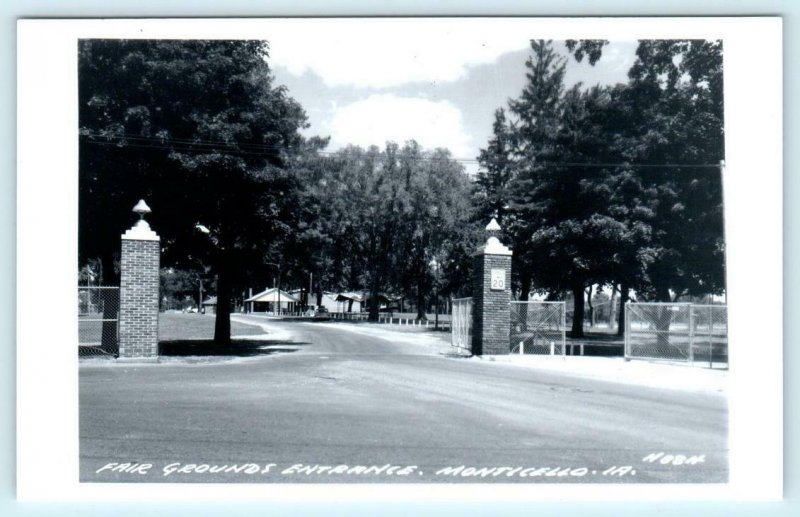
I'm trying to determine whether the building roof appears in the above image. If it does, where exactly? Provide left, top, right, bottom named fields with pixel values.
left=202, top=296, right=217, bottom=306
left=335, top=292, right=364, bottom=303
left=245, top=287, right=300, bottom=303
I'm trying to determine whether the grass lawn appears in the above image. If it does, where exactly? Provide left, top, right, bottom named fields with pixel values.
left=159, top=312, right=264, bottom=341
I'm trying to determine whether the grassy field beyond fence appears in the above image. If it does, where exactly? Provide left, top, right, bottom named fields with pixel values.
left=159, top=313, right=264, bottom=342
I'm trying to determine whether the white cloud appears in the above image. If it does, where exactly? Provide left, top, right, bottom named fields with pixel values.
left=266, top=20, right=529, bottom=88
left=326, top=94, right=472, bottom=157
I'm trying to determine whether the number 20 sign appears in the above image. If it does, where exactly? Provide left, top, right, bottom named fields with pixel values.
left=490, top=269, right=505, bottom=290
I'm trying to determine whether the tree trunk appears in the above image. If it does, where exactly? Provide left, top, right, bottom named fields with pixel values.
left=347, top=299, right=353, bottom=313
left=616, top=283, right=629, bottom=337
left=586, top=285, right=594, bottom=328
left=609, top=284, right=618, bottom=330
left=518, top=269, right=532, bottom=302
left=570, top=282, right=585, bottom=338
left=654, top=287, right=673, bottom=353
left=368, top=278, right=380, bottom=322
left=213, top=260, right=231, bottom=345
left=516, top=269, right=532, bottom=331
left=416, top=281, right=427, bottom=320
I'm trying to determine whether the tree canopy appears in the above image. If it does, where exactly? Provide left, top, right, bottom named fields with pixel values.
left=80, top=37, right=726, bottom=344
left=476, top=39, right=726, bottom=336
left=79, top=39, right=310, bottom=342
left=291, top=142, right=475, bottom=320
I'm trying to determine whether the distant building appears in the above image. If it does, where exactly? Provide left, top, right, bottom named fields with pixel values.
left=201, top=296, right=217, bottom=314
left=362, top=292, right=403, bottom=312
left=291, top=290, right=364, bottom=313
left=334, top=292, right=364, bottom=313
left=245, top=288, right=300, bottom=314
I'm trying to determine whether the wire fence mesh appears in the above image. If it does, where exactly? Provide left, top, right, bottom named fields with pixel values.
left=565, top=298, right=623, bottom=331
left=688, top=304, right=729, bottom=368
left=510, top=301, right=566, bottom=355
left=625, top=302, right=728, bottom=368
left=450, top=297, right=472, bottom=354
left=78, top=286, right=119, bottom=357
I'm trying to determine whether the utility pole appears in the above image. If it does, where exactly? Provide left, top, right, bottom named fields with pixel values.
left=277, top=263, right=282, bottom=316
left=430, top=257, right=440, bottom=331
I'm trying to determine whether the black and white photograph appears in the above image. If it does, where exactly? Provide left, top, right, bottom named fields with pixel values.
left=16, top=17, right=783, bottom=501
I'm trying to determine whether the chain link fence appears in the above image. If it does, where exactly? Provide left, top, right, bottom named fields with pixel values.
left=78, top=286, right=119, bottom=357
left=450, top=297, right=472, bottom=354
left=625, top=302, right=728, bottom=368
left=688, top=304, right=729, bottom=367
left=510, top=301, right=566, bottom=355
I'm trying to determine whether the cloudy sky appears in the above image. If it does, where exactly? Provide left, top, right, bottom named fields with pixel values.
left=265, top=25, right=637, bottom=172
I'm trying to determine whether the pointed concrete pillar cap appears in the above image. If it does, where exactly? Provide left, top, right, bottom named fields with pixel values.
left=476, top=217, right=511, bottom=256
left=133, top=199, right=152, bottom=218
left=123, top=199, right=159, bottom=241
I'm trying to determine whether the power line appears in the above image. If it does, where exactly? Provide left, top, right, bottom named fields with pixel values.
left=82, top=132, right=484, bottom=162
left=80, top=131, right=723, bottom=169
left=527, top=162, right=721, bottom=169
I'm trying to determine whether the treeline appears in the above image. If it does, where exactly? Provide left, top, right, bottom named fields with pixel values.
left=286, top=142, right=476, bottom=320
left=78, top=40, right=477, bottom=342
left=78, top=38, right=725, bottom=343
left=474, top=40, right=725, bottom=336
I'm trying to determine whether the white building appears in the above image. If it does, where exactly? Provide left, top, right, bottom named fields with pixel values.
left=290, top=290, right=363, bottom=313
left=245, top=287, right=300, bottom=314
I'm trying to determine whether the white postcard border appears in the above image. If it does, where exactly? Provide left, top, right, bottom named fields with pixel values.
left=16, top=17, right=783, bottom=501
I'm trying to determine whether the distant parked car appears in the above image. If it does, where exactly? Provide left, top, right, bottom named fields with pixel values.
left=315, top=306, right=329, bottom=318
left=185, top=307, right=198, bottom=313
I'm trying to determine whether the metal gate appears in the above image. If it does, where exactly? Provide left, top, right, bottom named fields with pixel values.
left=450, top=297, right=472, bottom=354
left=625, top=302, right=728, bottom=368
left=78, top=286, right=119, bottom=357
left=510, top=301, right=566, bottom=355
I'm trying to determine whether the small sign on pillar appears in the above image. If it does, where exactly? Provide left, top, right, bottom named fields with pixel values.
left=118, top=199, right=160, bottom=362
left=472, top=218, right=512, bottom=355
left=490, top=269, right=506, bottom=291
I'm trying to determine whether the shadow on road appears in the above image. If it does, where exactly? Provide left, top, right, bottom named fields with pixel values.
left=159, top=339, right=310, bottom=357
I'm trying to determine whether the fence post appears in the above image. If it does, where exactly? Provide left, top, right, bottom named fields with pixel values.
left=118, top=200, right=160, bottom=362
left=688, top=304, right=695, bottom=364
left=561, top=301, right=567, bottom=355
left=708, top=306, right=714, bottom=369
left=624, top=301, right=630, bottom=361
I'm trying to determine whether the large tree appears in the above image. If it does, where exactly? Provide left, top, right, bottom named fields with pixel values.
left=623, top=40, right=726, bottom=302
left=475, top=108, right=515, bottom=225
left=505, top=40, right=568, bottom=304
left=480, top=38, right=725, bottom=337
left=79, top=39, right=310, bottom=343
left=297, top=141, right=473, bottom=320
left=396, top=144, right=473, bottom=319
left=511, top=84, right=634, bottom=336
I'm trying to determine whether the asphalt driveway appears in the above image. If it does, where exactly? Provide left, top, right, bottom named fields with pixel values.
left=79, top=316, right=727, bottom=484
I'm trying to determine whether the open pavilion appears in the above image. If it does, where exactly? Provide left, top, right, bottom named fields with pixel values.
left=244, top=287, right=300, bottom=314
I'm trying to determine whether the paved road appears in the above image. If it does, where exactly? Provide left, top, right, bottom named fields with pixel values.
left=80, top=316, right=727, bottom=484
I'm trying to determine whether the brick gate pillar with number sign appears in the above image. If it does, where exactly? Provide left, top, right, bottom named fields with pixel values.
left=119, top=200, right=160, bottom=362
left=472, top=218, right=512, bottom=355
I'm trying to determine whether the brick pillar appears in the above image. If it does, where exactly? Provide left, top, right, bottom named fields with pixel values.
left=472, top=218, right=512, bottom=355
left=119, top=200, right=160, bottom=362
